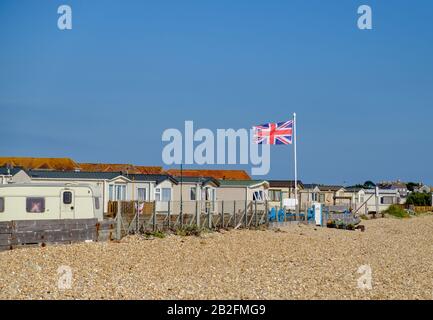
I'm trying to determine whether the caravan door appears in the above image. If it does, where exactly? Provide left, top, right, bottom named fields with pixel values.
left=60, top=189, right=75, bottom=219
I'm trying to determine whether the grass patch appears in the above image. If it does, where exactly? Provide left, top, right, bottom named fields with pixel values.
left=383, top=205, right=410, bottom=218
left=175, top=225, right=202, bottom=237
left=144, top=230, right=166, bottom=239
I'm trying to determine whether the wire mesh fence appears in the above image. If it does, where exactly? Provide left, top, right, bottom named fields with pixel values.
left=110, top=200, right=270, bottom=239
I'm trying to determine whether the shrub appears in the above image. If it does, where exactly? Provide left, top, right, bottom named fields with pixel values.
left=406, top=192, right=432, bottom=206
left=144, top=230, right=166, bottom=239
left=383, top=205, right=410, bottom=218
left=175, top=225, right=202, bottom=237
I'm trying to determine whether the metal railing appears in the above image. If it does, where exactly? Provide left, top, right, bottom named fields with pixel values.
left=111, top=200, right=270, bottom=239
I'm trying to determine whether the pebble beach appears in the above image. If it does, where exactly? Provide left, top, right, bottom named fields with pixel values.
left=1, top=215, right=433, bottom=300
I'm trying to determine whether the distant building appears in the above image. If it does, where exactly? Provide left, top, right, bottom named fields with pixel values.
left=217, top=180, right=269, bottom=202
left=378, top=180, right=408, bottom=203
left=267, top=180, right=304, bottom=209
left=413, top=184, right=431, bottom=193
left=9, top=169, right=178, bottom=215
left=167, top=169, right=251, bottom=181
left=343, top=187, right=401, bottom=214
left=0, top=166, right=22, bottom=184
left=299, top=184, right=345, bottom=210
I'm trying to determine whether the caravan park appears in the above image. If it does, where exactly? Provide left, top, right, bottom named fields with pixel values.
left=1, top=157, right=433, bottom=299
left=1, top=213, right=433, bottom=300
left=1, top=1, right=432, bottom=307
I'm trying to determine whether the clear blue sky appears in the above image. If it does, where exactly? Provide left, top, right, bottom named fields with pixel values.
left=1, top=0, right=432, bottom=185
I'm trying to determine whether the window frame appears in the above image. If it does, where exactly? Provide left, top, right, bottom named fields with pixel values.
left=161, top=188, right=171, bottom=202
left=94, top=197, right=100, bottom=210
left=137, top=188, right=147, bottom=202
left=109, top=184, right=127, bottom=201
left=26, top=197, right=46, bottom=213
left=190, top=187, right=197, bottom=201
left=63, top=191, right=73, bottom=205
left=253, top=190, right=264, bottom=202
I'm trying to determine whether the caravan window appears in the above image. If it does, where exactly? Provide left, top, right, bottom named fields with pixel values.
left=155, top=188, right=171, bottom=202
left=253, top=191, right=264, bottom=201
left=269, top=190, right=281, bottom=201
left=0, top=197, right=4, bottom=212
left=26, top=198, right=45, bottom=213
left=109, top=184, right=126, bottom=201
left=190, top=187, right=197, bottom=201
left=63, top=191, right=73, bottom=204
left=95, top=197, right=100, bottom=210
left=137, top=188, right=147, bottom=201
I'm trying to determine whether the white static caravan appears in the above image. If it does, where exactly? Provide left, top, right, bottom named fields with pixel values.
left=0, top=184, right=103, bottom=222
left=12, top=170, right=179, bottom=216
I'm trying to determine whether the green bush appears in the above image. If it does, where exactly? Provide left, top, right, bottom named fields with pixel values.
left=175, top=225, right=202, bottom=237
left=383, top=205, right=410, bottom=218
left=145, top=230, right=166, bottom=238
left=406, top=192, right=432, bottom=206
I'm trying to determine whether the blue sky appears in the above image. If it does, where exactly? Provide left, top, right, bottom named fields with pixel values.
left=1, top=0, right=432, bottom=185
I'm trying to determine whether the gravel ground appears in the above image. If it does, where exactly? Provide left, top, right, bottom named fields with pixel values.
left=1, top=215, right=433, bottom=300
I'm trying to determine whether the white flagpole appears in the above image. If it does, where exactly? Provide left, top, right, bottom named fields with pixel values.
left=293, top=112, right=299, bottom=215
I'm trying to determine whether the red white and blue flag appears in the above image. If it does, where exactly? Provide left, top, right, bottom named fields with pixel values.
left=253, top=120, right=293, bottom=145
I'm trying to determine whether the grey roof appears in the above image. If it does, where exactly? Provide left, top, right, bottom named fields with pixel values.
left=27, top=170, right=178, bottom=185
left=268, top=180, right=304, bottom=189
left=317, top=185, right=345, bottom=192
left=218, top=180, right=268, bottom=187
left=124, top=174, right=178, bottom=185
left=302, top=184, right=344, bottom=191
left=173, top=176, right=220, bottom=186
left=0, top=166, right=23, bottom=175
left=28, top=170, right=122, bottom=180
left=303, top=183, right=319, bottom=189
left=345, top=186, right=363, bottom=192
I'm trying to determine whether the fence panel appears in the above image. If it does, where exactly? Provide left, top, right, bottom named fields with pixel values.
left=110, top=200, right=270, bottom=238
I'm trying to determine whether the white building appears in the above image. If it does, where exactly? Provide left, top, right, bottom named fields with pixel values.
left=344, top=187, right=401, bottom=214
left=10, top=170, right=178, bottom=215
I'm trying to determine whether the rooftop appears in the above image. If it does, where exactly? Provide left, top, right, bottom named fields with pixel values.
left=166, top=169, right=251, bottom=180
left=79, top=163, right=163, bottom=174
left=268, top=180, right=304, bottom=189
left=0, top=157, right=80, bottom=171
left=218, top=180, right=269, bottom=187
left=172, top=176, right=220, bottom=186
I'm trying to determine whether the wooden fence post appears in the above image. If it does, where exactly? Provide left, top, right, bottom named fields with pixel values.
left=135, top=201, right=139, bottom=233
left=196, top=200, right=200, bottom=228
left=152, top=201, right=157, bottom=232
left=208, top=201, right=212, bottom=229
left=244, top=200, right=248, bottom=229
left=167, top=201, right=171, bottom=230
left=233, top=201, right=236, bottom=228
left=116, top=200, right=122, bottom=240
left=254, top=201, right=258, bottom=227
left=221, top=201, right=224, bottom=229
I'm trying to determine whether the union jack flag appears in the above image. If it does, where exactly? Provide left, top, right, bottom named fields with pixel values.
left=253, top=120, right=293, bottom=145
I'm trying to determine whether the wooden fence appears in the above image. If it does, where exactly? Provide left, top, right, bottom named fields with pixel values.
left=412, top=206, right=433, bottom=213
left=396, top=204, right=433, bottom=213
left=0, top=218, right=116, bottom=251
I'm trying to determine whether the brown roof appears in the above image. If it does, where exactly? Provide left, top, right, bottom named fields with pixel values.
left=79, top=163, right=163, bottom=174
left=268, top=180, right=304, bottom=189
left=166, top=169, right=251, bottom=180
left=0, top=157, right=80, bottom=171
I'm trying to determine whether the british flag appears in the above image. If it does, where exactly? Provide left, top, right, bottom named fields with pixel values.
left=253, top=120, right=293, bottom=145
